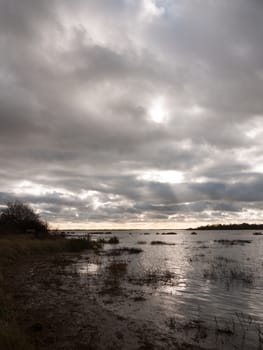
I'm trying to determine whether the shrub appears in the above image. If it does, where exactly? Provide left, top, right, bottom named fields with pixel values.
left=0, top=200, right=48, bottom=235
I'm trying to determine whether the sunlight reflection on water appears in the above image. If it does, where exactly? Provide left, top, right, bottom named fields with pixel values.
left=67, top=229, right=263, bottom=349
left=77, top=262, right=99, bottom=275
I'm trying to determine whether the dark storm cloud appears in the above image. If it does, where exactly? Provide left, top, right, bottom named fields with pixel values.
left=1, top=0, right=263, bottom=226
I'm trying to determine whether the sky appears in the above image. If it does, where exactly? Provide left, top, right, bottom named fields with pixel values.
left=1, top=0, right=263, bottom=229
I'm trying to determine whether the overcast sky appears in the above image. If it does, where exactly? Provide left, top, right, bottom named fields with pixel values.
left=1, top=0, right=263, bottom=229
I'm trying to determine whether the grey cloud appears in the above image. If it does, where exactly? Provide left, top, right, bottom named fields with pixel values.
left=1, top=0, right=263, bottom=226
left=0, top=0, right=56, bottom=38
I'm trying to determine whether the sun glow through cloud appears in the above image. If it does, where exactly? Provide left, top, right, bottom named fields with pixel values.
left=137, top=170, right=184, bottom=184
left=148, top=97, right=168, bottom=123
left=141, top=0, right=165, bottom=21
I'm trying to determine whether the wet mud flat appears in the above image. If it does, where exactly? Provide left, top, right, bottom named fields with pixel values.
left=7, top=242, right=263, bottom=350
left=9, top=253, right=208, bottom=350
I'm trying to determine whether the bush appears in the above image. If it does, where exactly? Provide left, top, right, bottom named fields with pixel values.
left=0, top=200, right=48, bottom=235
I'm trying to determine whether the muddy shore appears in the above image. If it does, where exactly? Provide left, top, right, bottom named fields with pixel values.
left=7, top=253, right=208, bottom=350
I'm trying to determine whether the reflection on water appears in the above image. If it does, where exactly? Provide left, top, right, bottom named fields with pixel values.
left=67, top=229, right=263, bottom=349
left=77, top=262, right=99, bottom=275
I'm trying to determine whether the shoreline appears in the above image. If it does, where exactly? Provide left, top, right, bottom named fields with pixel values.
left=1, top=234, right=262, bottom=350
left=7, top=252, right=207, bottom=350
left=0, top=236, right=207, bottom=350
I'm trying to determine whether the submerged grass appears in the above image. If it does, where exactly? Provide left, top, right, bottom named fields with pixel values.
left=0, top=234, right=102, bottom=350
left=151, top=241, right=175, bottom=246
left=105, top=247, right=143, bottom=256
left=128, top=268, right=175, bottom=286
left=107, top=260, right=128, bottom=276
left=214, top=239, right=252, bottom=245
left=203, top=257, right=254, bottom=286
left=102, top=236, right=119, bottom=244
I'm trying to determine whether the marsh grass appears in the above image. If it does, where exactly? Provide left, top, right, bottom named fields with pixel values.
left=203, top=257, right=254, bottom=286
left=64, top=237, right=102, bottom=252
left=0, top=235, right=101, bottom=264
left=100, top=260, right=128, bottom=296
left=128, top=268, right=175, bottom=286
left=214, top=239, right=252, bottom=245
left=198, top=244, right=210, bottom=249
left=214, top=255, right=236, bottom=263
left=166, top=316, right=176, bottom=330
left=0, top=254, right=36, bottom=349
left=161, top=232, right=177, bottom=235
left=256, top=324, right=263, bottom=350
left=0, top=235, right=102, bottom=350
left=108, top=236, right=120, bottom=244
left=151, top=241, right=175, bottom=246
left=166, top=311, right=262, bottom=350
left=98, top=236, right=120, bottom=244
left=105, top=247, right=143, bottom=256
left=107, top=260, right=128, bottom=276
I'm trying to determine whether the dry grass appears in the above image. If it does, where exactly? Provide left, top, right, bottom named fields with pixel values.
left=0, top=234, right=102, bottom=350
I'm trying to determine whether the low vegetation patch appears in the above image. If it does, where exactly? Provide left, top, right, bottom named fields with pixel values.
left=98, top=236, right=120, bottom=244
left=166, top=316, right=177, bottom=330
left=151, top=241, right=175, bottom=246
left=214, top=255, right=236, bottom=263
left=214, top=239, right=252, bottom=245
left=0, top=234, right=102, bottom=350
left=105, top=247, right=143, bottom=256
left=203, top=259, right=254, bottom=286
left=100, top=260, right=128, bottom=296
left=161, top=232, right=177, bottom=235
left=63, top=238, right=102, bottom=252
left=128, top=268, right=175, bottom=286
left=107, top=260, right=128, bottom=276
left=197, top=244, right=210, bottom=249
left=106, top=236, right=119, bottom=244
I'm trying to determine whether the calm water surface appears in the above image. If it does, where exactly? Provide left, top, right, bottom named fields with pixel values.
left=66, top=229, right=263, bottom=348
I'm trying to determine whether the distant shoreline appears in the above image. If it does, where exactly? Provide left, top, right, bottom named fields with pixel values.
left=187, top=223, right=263, bottom=230
left=53, top=224, right=263, bottom=232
